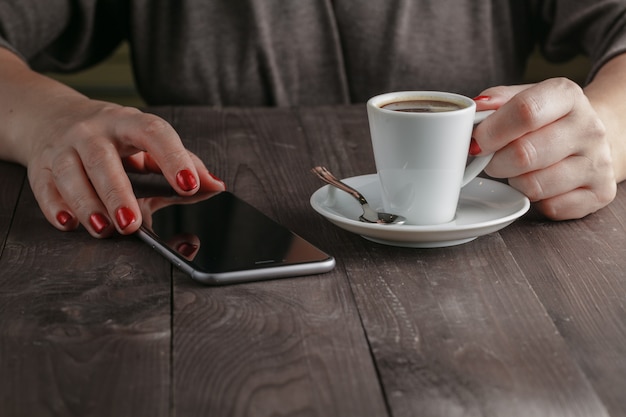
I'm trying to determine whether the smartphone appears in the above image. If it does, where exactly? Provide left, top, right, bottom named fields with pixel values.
left=136, top=191, right=335, bottom=284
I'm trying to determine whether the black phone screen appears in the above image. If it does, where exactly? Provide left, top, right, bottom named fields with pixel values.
left=138, top=191, right=333, bottom=277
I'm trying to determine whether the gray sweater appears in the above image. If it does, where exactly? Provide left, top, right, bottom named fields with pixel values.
left=1, top=0, right=626, bottom=106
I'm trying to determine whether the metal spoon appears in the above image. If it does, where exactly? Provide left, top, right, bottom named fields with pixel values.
left=311, top=166, right=406, bottom=225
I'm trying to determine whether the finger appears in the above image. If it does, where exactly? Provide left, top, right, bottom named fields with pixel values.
left=122, top=151, right=163, bottom=174
left=75, top=136, right=142, bottom=235
left=112, top=111, right=201, bottom=195
left=509, top=155, right=616, bottom=218
left=49, top=149, right=115, bottom=238
left=533, top=187, right=616, bottom=220
left=485, top=117, right=581, bottom=178
left=123, top=150, right=225, bottom=193
left=28, top=166, right=80, bottom=231
left=187, top=152, right=226, bottom=192
left=473, top=79, right=583, bottom=155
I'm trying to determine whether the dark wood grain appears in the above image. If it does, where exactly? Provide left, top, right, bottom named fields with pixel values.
left=0, top=182, right=172, bottom=417
left=293, top=107, right=611, bottom=417
left=2, top=106, right=625, bottom=417
left=344, top=236, right=608, bottom=417
left=502, top=198, right=626, bottom=417
left=157, top=107, right=389, bottom=417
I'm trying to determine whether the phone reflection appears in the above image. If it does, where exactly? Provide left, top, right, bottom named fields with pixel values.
left=137, top=192, right=215, bottom=261
left=137, top=191, right=318, bottom=273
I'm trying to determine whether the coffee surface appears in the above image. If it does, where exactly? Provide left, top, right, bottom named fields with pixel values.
left=382, top=99, right=464, bottom=113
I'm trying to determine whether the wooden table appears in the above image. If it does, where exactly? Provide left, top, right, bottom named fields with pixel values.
left=1, top=105, right=625, bottom=417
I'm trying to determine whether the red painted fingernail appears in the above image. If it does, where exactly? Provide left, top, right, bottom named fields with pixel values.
left=469, top=138, right=482, bottom=156
left=176, top=242, right=198, bottom=258
left=473, top=95, right=491, bottom=101
left=176, top=169, right=198, bottom=191
left=56, top=211, right=73, bottom=226
left=89, top=213, right=110, bottom=234
left=115, top=207, right=136, bottom=230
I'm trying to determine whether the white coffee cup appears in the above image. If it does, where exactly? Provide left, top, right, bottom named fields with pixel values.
left=367, top=91, right=494, bottom=225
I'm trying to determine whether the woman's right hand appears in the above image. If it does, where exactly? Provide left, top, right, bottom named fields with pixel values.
left=0, top=48, right=224, bottom=238
left=27, top=99, right=225, bottom=238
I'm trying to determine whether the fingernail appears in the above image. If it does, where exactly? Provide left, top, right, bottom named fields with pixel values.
left=176, top=169, right=198, bottom=191
left=115, top=207, right=136, bottom=230
left=56, top=211, right=73, bottom=226
left=469, top=138, right=482, bottom=156
left=176, top=242, right=198, bottom=258
left=89, top=213, right=110, bottom=234
left=473, top=95, right=491, bottom=101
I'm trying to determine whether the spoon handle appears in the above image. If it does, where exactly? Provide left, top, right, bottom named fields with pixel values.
left=311, top=166, right=368, bottom=206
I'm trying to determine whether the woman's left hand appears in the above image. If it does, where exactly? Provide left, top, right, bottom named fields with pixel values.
left=472, top=77, right=617, bottom=220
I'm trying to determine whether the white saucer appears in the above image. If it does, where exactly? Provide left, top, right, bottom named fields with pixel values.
left=310, top=174, right=530, bottom=248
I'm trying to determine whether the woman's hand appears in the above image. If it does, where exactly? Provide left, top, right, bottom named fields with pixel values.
left=472, top=77, right=616, bottom=220
left=0, top=48, right=225, bottom=237
left=25, top=99, right=226, bottom=237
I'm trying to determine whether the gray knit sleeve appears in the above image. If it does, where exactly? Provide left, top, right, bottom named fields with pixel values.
left=0, top=0, right=126, bottom=72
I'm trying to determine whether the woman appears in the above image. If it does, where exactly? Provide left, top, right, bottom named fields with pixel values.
left=1, top=0, right=625, bottom=237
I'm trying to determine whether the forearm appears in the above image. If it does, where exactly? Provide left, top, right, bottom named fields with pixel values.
left=584, top=53, right=626, bottom=183
left=0, top=47, right=89, bottom=165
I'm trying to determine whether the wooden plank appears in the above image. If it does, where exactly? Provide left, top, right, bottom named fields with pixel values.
left=172, top=270, right=387, bottom=417
left=3, top=105, right=622, bottom=417
left=0, top=162, right=25, bottom=257
left=342, top=235, right=607, bottom=417
left=157, top=107, right=389, bottom=416
left=0, top=182, right=172, bottom=417
left=502, top=188, right=626, bottom=417
left=296, top=106, right=609, bottom=416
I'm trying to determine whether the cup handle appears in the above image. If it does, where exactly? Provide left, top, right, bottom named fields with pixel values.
left=461, top=110, right=495, bottom=187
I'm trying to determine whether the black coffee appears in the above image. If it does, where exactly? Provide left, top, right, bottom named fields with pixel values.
left=382, top=99, right=464, bottom=113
